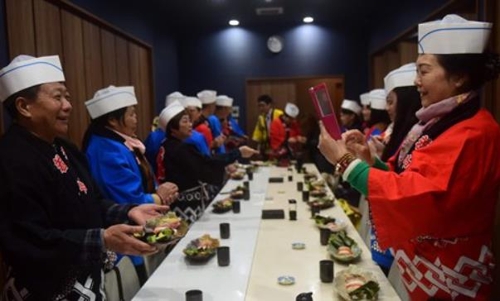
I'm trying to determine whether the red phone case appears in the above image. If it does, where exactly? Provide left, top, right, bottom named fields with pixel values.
left=308, top=83, right=342, bottom=140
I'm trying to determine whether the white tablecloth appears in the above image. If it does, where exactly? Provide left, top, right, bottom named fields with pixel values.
left=133, top=164, right=401, bottom=301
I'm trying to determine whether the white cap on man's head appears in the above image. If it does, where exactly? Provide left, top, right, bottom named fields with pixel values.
left=359, top=92, right=370, bottom=106
left=158, top=100, right=186, bottom=130
left=215, top=95, right=233, bottom=107
left=183, top=96, right=202, bottom=109
left=341, top=99, right=361, bottom=115
left=165, top=91, right=184, bottom=107
left=85, top=86, right=137, bottom=119
left=284, top=102, right=299, bottom=118
left=369, top=89, right=387, bottom=110
left=197, top=90, right=217, bottom=104
left=0, top=55, right=65, bottom=103
left=384, top=63, right=417, bottom=94
left=418, top=14, right=492, bottom=54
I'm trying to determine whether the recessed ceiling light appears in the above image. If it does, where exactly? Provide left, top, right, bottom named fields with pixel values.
left=303, top=16, right=314, bottom=23
left=229, top=19, right=239, bottom=26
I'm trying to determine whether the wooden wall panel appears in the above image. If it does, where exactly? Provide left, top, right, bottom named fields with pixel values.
left=5, top=0, right=36, bottom=57
left=128, top=43, right=154, bottom=140
left=82, top=20, right=104, bottom=98
left=137, top=46, right=154, bottom=140
left=101, top=29, right=117, bottom=86
left=398, top=41, right=418, bottom=65
left=34, top=0, right=62, bottom=56
left=115, top=36, right=130, bottom=86
left=61, top=11, right=88, bottom=147
left=371, top=54, right=385, bottom=88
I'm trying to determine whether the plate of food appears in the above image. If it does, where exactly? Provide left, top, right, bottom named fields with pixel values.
left=183, top=234, right=220, bottom=262
left=334, top=265, right=380, bottom=300
left=308, top=197, right=334, bottom=210
left=308, top=178, right=326, bottom=189
left=327, top=231, right=362, bottom=263
left=230, top=171, right=245, bottom=180
left=133, top=212, right=188, bottom=248
left=212, top=198, right=234, bottom=213
left=230, top=186, right=247, bottom=199
left=304, top=172, right=318, bottom=182
left=310, top=187, right=327, bottom=197
left=314, top=215, right=347, bottom=232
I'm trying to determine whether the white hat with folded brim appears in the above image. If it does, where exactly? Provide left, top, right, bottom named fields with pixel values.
left=341, top=99, right=361, bottom=115
left=0, top=55, right=65, bottom=103
left=183, top=96, right=202, bottom=109
left=369, top=89, right=387, bottom=110
left=215, top=95, right=233, bottom=107
left=285, top=102, right=299, bottom=118
left=85, top=85, right=137, bottom=119
left=165, top=91, right=185, bottom=107
left=418, top=14, right=492, bottom=54
left=158, top=100, right=186, bottom=130
left=359, top=92, right=370, bottom=106
left=197, top=90, right=217, bottom=104
left=384, top=63, right=417, bottom=94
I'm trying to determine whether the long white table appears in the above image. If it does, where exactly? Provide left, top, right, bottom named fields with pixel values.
left=133, top=164, right=401, bottom=301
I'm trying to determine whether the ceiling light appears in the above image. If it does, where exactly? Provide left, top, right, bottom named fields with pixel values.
left=229, top=19, right=239, bottom=26
left=303, top=16, right=314, bottom=23
left=264, top=0, right=273, bottom=2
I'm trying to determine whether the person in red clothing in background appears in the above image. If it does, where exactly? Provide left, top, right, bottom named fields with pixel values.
left=318, top=15, right=500, bottom=300
left=269, top=102, right=306, bottom=165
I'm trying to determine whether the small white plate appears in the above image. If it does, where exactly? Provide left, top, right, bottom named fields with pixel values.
left=292, top=242, right=306, bottom=250
left=277, top=275, right=295, bottom=285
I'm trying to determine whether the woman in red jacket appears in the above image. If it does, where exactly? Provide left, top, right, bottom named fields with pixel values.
left=319, top=15, right=500, bottom=300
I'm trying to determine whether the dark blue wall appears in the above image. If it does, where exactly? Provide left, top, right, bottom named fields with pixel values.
left=177, top=24, right=369, bottom=132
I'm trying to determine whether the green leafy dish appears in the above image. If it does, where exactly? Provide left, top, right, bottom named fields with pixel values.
left=314, top=215, right=347, bottom=232
left=327, top=230, right=362, bottom=263
left=334, top=265, right=380, bottom=300
left=133, top=212, right=188, bottom=247
left=308, top=178, right=326, bottom=189
left=308, top=197, right=334, bottom=210
left=212, top=198, right=233, bottom=213
left=230, top=186, right=247, bottom=199
left=183, top=234, right=220, bottom=262
left=310, top=188, right=327, bottom=198
left=230, top=171, right=245, bottom=180
left=304, top=172, right=318, bottom=182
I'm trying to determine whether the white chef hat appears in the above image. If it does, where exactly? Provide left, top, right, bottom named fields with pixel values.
left=341, top=99, right=361, bottom=116
left=183, top=96, right=202, bottom=109
left=418, top=14, right=492, bottom=54
left=384, top=63, right=417, bottom=94
left=369, top=89, right=387, bottom=110
left=215, top=95, right=233, bottom=107
left=158, top=100, right=186, bottom=130
left=0, top=55, right=65, bottom=103
left=284, top=102, right=299, bottom=118
left=359, top=92, right=370, bottom=106
left=85, top=85, right=137, bottom=119
left=165, top=91, right=185, bottom=107
left=197, top=90, right=217, bottom=104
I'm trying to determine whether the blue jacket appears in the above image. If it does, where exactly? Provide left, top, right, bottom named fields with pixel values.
left=208, top=115, right=226, bottom=154
left=86, top=135, right=155, bottom=205
left=228, top=115, right=245, bottom=137
left=185, top=130, right=211, bottom=157
left=144, top=128, right=165, bottom=174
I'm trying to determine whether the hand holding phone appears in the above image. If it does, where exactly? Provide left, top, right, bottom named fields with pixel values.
left=308, top=83, right=342, bottom=140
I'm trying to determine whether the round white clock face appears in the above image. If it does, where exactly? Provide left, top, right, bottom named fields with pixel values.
left=267, top=35, right=284, bottom=53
